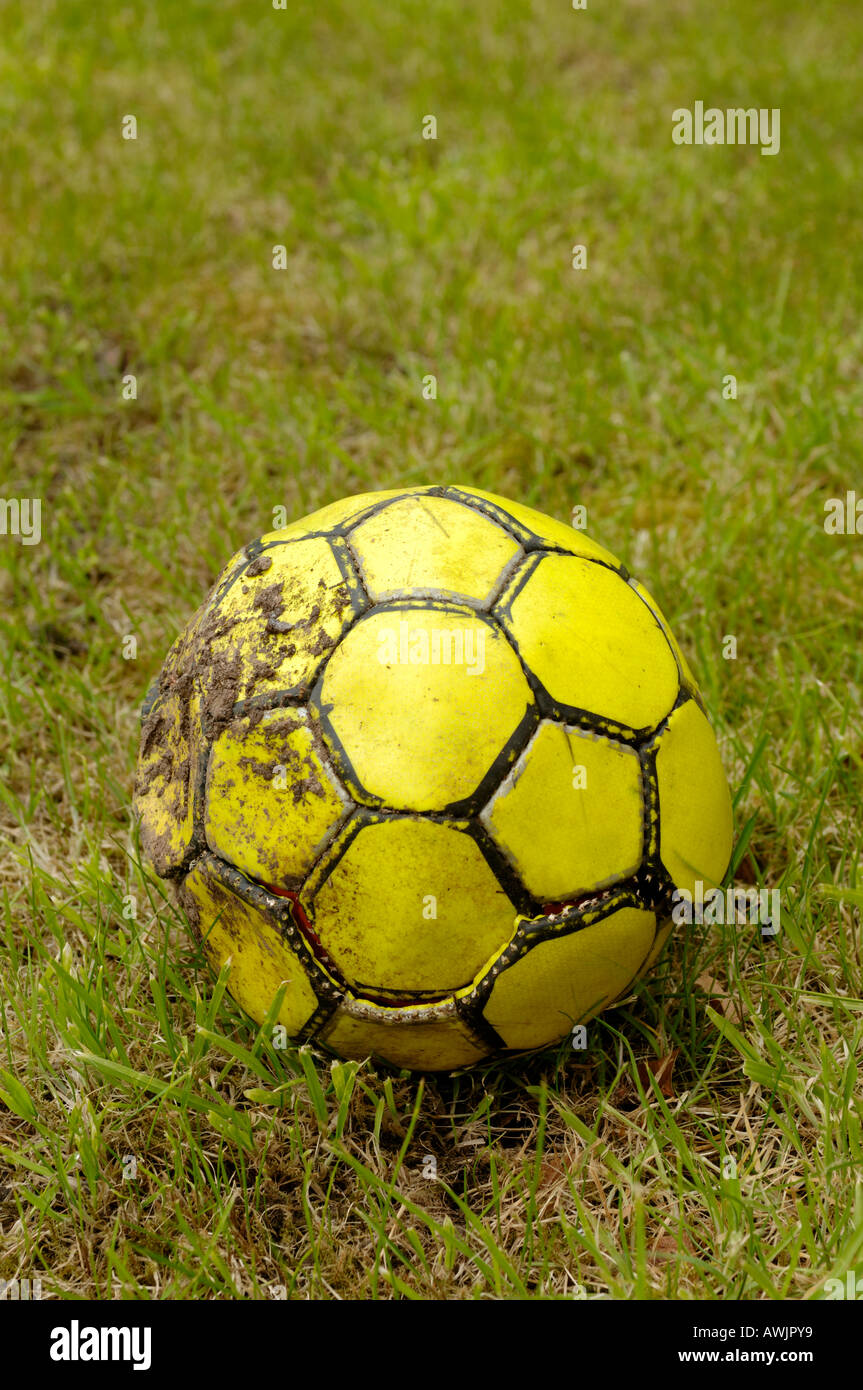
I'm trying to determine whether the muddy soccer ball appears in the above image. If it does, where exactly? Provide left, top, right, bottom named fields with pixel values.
left=133, top=486, right=733, bottom=1071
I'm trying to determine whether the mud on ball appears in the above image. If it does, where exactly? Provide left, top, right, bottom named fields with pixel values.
left=133, top=486, right=733, bottom=1072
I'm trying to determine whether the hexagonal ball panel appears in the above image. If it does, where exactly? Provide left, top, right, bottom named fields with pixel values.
left=197, top=535, right=363, bottom=721
left=134, top=684, right=204, bottom=878
left=205, top=708, right=351, bottom=887
left=481, top=721, right=643, bottom=900
left=134, top=595, right=215, bottom=876
left=350, top=494, right=521, bottom=604
left=498, top=553, right=680, bottom=731
left=180, top=858, right=320, bottom=1036
left=481, top=906, right=657, bottom=1051
left=307, top=818, right=517, bottom=992
left=317, top=606, right=533, bottom=811
left=628, top=576, right=699, bottom=694
left=256, top=488, right=428, bottom=547
left=317, top=999, right=489, bottom=1071
left=654, top=699, right=734, bottom=897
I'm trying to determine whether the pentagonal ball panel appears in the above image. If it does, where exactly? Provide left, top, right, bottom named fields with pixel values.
left=481, top=721, right=643, bottom=900
left=317, top=606, right=532, bottom=811
left=307, top=818, right=517, bottom=992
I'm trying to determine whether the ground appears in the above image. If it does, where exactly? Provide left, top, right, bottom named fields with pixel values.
left=0, top=0, right=861, bottom=1299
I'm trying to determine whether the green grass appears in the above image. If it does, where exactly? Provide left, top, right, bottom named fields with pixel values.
left=1, top=0, right=862, bottom=1299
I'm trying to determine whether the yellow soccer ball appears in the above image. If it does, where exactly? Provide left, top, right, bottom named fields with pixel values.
left=134, top=486, right=733, bottom=1071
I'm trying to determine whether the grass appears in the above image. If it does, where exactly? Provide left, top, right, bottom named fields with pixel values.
left=1, top=0, right=862, bottom=1300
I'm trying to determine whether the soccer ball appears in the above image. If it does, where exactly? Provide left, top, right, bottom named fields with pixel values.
left=134, top=486, right=733, bottom=1071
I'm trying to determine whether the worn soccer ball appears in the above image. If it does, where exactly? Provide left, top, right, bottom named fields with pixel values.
left=133, top=486, right=733, bottom=1071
